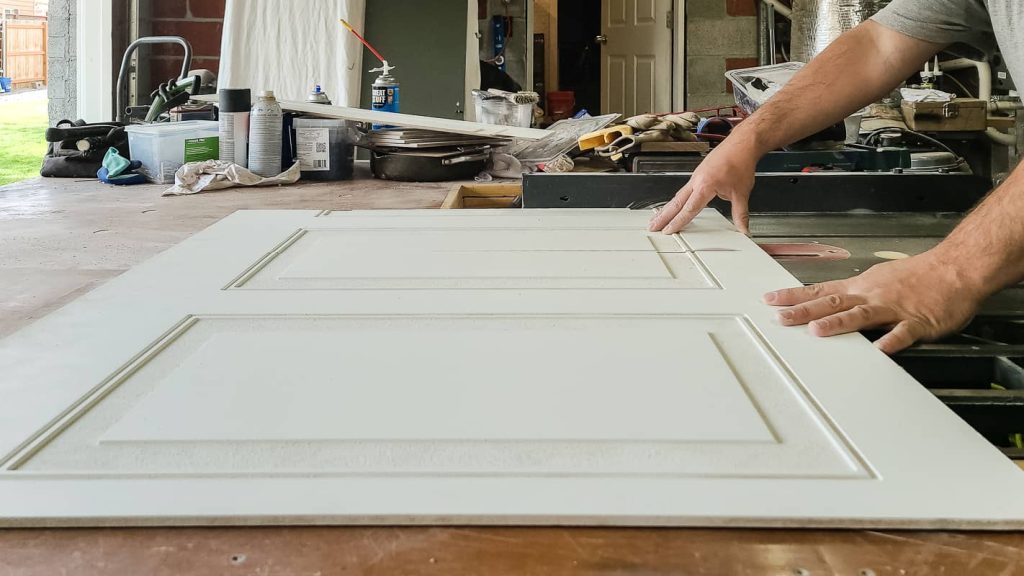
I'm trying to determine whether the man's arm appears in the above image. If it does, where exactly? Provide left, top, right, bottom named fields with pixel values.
left=766, top=165, right=1024, bottom=353
left=649, top=20, right=943, bottom=234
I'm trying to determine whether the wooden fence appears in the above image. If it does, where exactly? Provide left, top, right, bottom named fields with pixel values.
left=1, top=19, right=47, bottom=88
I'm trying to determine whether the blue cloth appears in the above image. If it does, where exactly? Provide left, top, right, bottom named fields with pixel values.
left=98, top=166, right=148, bottom=185
left=97, top=148, right=146, bottom=185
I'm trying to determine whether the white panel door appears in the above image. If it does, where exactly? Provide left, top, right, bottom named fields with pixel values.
left=601, top=0, right=673, bottom=116
left=0, top=209, right=1022, bottom=528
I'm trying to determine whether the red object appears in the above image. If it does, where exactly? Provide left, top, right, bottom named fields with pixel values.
left=547, top=91, right=575, bottom=120
left=341, top=19, right=387, bottom=64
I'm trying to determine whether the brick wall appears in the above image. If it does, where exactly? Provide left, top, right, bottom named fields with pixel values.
left=147, top=0, right=225, bottom=82
left=686, top=0, right=759, bottom=110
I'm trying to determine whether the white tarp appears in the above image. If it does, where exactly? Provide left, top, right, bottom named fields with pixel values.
left=219, top=0, right=367, bottom=106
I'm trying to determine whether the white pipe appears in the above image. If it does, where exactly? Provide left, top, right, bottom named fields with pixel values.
left=939, top=58, right=992, bottom=100
left=939, top=58, right=1016, bottom=146
left=761, top=0, right=791, bottom=19
left=991, top=100, right=1024, bottom=112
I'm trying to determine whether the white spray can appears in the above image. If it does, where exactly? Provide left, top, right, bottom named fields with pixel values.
left=218, top=88, right=251, bottom=168
left=248, top=90, right=283, bottom=177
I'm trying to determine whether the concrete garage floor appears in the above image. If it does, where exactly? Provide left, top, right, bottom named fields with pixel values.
left=0, top=165, right=458, bottom=338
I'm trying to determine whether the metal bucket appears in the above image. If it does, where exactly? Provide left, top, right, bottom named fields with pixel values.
left=791, top=0, right=889, bottom=62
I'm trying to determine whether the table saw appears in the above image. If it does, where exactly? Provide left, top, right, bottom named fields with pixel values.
left=522, top=170, right=1024, bottom=463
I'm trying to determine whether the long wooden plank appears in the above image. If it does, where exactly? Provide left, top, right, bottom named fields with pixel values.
left=192, top=94, right=551, bottom=140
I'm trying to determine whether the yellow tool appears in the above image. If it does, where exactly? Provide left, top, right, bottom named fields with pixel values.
left=578, top=124, right=633, bottom=151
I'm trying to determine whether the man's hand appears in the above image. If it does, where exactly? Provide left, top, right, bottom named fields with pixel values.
left=647, top=21, right=942, bottom=237
left=763, top=253, right=985, bottom=354
left=648, top=140, right=758, bottom=235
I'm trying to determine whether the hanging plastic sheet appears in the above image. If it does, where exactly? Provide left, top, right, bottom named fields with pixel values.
left=219, top=0, right=367, bottom=106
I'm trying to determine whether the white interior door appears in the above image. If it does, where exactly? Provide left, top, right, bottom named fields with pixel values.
left=0, top=209, right=1022, bottom=528
left=601, top=0, right=673, bottom=117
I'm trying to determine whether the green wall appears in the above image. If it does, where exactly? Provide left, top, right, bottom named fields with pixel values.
left=359, top=0, right=468, bottom=120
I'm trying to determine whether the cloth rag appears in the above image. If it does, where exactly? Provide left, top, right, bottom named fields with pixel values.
left=97, top=148, right=147, bottom=185
left=164, top=161, right=302, bottom=196
left=900, top=88, right=955, bottom=103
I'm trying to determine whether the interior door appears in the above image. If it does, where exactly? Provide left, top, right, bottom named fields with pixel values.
left=0, top=209, right=1023, bottom=528
left=601, top=0, right=673, bottom=117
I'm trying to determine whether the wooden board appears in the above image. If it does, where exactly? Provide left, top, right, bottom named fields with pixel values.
left=0, top=209, right=1022, bottom=528
left=192, top=95, right=551, bottom=140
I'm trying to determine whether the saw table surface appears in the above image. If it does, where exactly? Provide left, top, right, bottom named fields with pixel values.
left=0, top=171, right=1022, bottom=575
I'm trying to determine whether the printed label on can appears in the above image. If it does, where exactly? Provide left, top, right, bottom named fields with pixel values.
left=219, top=113, right=249, bottom=167
left=296, top=128, right=330, bottom=172
left=372, top=86, right=398, bottom=110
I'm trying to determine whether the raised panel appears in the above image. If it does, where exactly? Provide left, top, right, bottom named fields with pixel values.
left=233, top=228, right=718, bottom=290
left=634, top=55, right=656, bottom=115
left=608, top=0, right=627, bottom=27
left=2, top=209, right=1023, bottom=529
left=13, top=315, right=865, bottom=479
left=634, top=0, right=656, bottom=25
left=607, top=56, right=627, bottom=117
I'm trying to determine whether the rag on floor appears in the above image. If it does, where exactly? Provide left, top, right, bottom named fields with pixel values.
left=164, top=160, right=302, bottom=196
left=98, top=148, right=147, bottom=185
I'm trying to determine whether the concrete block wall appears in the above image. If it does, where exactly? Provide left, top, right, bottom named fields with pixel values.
left=46, top=0, right=76, bottom=123
left=147, top=0, right=225, bottom=82
left=686, top=0, right=759, bottom=110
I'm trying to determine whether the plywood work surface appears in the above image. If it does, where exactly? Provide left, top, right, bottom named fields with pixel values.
left=2, top=526, right=1023, bottom=576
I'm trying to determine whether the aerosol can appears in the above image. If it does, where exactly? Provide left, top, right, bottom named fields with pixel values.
left=307, top=84, right=332, bottom=105
left=370, top=61, right=399, bottom=130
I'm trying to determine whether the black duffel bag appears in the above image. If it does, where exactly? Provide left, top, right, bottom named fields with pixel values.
left=40, top=119, right=130, bottom=178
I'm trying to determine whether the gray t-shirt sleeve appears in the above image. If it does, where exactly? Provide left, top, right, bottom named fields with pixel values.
left=871, top=0, right=995, bottom=53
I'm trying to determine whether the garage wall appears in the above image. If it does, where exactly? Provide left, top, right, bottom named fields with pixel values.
left=46, top=0, right=75, bottom=123
left=686, top=0, right=759, bottom=110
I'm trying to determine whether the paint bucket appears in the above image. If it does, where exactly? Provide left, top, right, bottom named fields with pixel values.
left=547, top=91, right=575, bottom=120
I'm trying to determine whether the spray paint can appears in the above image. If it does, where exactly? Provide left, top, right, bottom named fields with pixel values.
left=307, top=84, right=332, bottom=105
left=218, top=88, right=251, bottom=168
left=370, top=61, right=399, bottom=130
left=249, top=90, right=284, bottom=177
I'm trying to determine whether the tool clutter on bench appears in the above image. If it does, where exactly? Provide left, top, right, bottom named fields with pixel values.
left=40, top=36, right=218, bottom=183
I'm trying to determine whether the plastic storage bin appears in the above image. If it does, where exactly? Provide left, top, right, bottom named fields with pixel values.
left=474, top=93, right=532, bottom=128
left=724, top=62, right=805, bottom=115
left=124, top=120, right=220, bottom=184
left=292, top=118, right=355, bottom=181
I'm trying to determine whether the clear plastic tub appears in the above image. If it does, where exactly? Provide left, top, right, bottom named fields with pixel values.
left=724, top=62, right=805, bottom=115
left=475, top=93, right=532, bottom=127
left=124, top=120, right=220, bottom=184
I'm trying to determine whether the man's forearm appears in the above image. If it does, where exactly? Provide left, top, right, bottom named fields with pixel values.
left=932, top=165, right=1024, bottom=300
left=728, top=20, right=943, bottom=157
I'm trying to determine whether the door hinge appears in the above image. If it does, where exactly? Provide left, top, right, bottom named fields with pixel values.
left=667, top=10, right=674, bottom=29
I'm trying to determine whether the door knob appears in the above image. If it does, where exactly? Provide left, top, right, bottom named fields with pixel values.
left=595, top=35, right=608, bottom=44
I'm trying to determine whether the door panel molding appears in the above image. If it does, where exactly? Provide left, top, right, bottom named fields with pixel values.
left=1, top=209, right=1022, bottom=528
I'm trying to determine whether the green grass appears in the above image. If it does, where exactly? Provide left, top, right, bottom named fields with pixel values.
left=0, top=98, right=49, bottom=186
